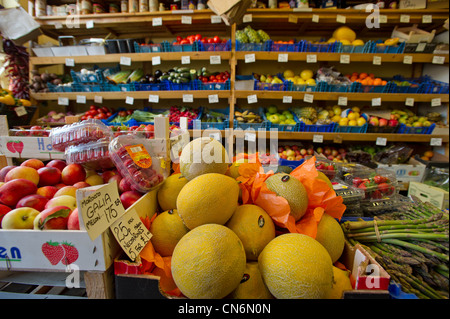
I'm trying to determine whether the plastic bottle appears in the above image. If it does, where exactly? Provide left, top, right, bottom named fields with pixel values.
left=129, top=0, right=138, bottom=12
left=139, top=0, right=148, bottom=12
left=121, top=0, right=128, bottom=12
left=149, top=0, right=159, bottom=12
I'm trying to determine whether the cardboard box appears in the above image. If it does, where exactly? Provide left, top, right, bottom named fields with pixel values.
left=0, top=136, right=65, bottom=160
left=377, top=158, right=427, bottom=191
left=408, top=181, right=449, bottom=209
left=207, top=0, right=252, bottom=25
left=399, top=0, right=427, bottom=9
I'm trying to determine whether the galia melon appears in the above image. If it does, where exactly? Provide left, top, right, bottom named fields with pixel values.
left=315, top=213, right=345, bottom=264
left=150, top=209, right=190, bottom=257
left=226, top=204, right=275, bottom=260
left=157, top=173, right=188, bottom=211
left=258, top=233, right=334, bottom=299
left=265, top=173, right=308, bottom=221
left=179, top=137, right=229, bottom=181
left=176, top=173, right=239, bottom=229
left=228, top=262, right=274, bottom=299
left=171, top=224, right=246, bottom=299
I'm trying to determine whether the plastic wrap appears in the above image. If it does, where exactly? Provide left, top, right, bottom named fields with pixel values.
left=65, top=139, right=114, bottom=171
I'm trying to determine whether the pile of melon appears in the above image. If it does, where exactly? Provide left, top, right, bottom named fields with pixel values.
left=151, top=137, right=351, bottom=299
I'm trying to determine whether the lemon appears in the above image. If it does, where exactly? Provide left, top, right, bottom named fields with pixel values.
left=305, top=78, right=316, bottom=86
left=352, top=39, right=365, bottom=46
left=357, top=117, right=366, bottom=126
left=339, top=118, right=349, bottom=126
left=327, top=266, right=353, bottom=299
left=348, top=120, right=357, bottom=126
left=283, top=70, right=295, bottom=79
left=300, top=70, right=314, bottom=80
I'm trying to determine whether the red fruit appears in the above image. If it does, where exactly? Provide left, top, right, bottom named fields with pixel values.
left=61, top=164, right=86, bottom=185
left=36, top=206, right=71, bottom=230
left=0, top=166, right=16, bottom=182
left=68, top=208, right=80, bottom=230
left=120, top=190, right=142, bottom=209
left=16, top=194, right=49, bottom=211
left=41, top=241, right=65, bottom=265
left=0, top=179, right=38, bottom=207
left=371, top=190, right=383, bottom=200
left=37, top=166, right=62, bottom=186
left=352, top=177, right=363, bottom=187
left=0, top=204, right=12, bottom=228
left=21, top=159, right=45, bottom=170
left=73, top=181, right=91, bottom=189
left=378, top=182, right=392, bottom=194
left=61, top=242, right=79, bottom=265
left=326, top=165, right=335, bottom=171
left=36, top=186, right=59, bottom=199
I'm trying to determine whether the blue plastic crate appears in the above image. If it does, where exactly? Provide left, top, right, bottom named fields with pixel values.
left=199, top=108, right=230, bottom=130
left=388, top=282, right=419, bottom=299
left=71, top=64, right=121, bottom=84
left=397, top=123, right=435, bottom=135
left=262, top=109, right=300, bottom=132
left=254, top=79, right=288, bottom=91
left=370, top=41, right=405, bottom=54
left=162, top=41, right=199, bottom=52
left=278, top=157, right=305, bottom=170
left=233, top=107, right=270, bottom=131
left=422, top=80, right=449, bottom=94
left=73, top=83, right=102, bottom=92
left=301, top=40, right=340, bottom=53
left=350, top=81, right=392, bottom=93
left=268, top=40, right=299, bottom=52
left=200, top=79, right=230, bottom=90
left=167, top=79, right=200, bottom=91
left=298, top=121, right=336, bottom=133
left=284, top=80, right=316, bottom=92
left=314, top=81, right=351, bottom=93
left=134, top=81, right=169, bottom=91
left=134, top=41, right=163, bottom=53
left=235, top=40, right=271, bottom=52
left=47, top=82, right=75, bottom=93
left=339, top=41, right=373, bottom=53
left=198, top=40, right=231, bottom=52
left=101, top=83, right=135, bottom=92
left=334, top=123, right=368, bottom=133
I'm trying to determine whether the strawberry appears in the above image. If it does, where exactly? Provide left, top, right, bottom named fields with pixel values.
left=6, top=141, right=16, bottom=153
left=352, top=177, right=363, bottom=187
left=371, top=190, right=383, bottom=200
left=61, top=242, right=79, bottom=265
left=13, top=141, right=24, bottom=154
left=378, top=182, right=391, bottom=194
left=42, top=241, right=64, bottom=265
left=373, top=175, right=383, bottom=184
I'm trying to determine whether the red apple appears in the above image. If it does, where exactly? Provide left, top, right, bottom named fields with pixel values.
left=379, top=118, right=388, bottom=127
left=46, top=159, right=67, bottom=172
left=0, top=204, right=12, bottom=228
left=108, top=174, right=122, bottom=186
left=324, top=148, right=332, bottom=156
left=36, top=186, right=59, bottom=199
left=316, top=147, right=323, bottom=154
left=388, top=119, right=398, bottom=127
left=307, top=148, right=314, bottom=155
left=331, top=150, right=339, bottom=157
left=278, top=147, right=285, bottom=153
left=291, top=145, right=299, bottom=151
left=338, top=148, right=346, bottom=154
left=61, top=164, right=86, bottom=186
left=120, top=190, right=142, bottom=209
left=55, top=183, right=67, bottom=190
left=73, top=181, right=91, bottom=189
left=327, top=155, right=334, bottom=161
left=0, top=179, right=38, bottom=207
left=37, top=166, right=61, bottom=187
left=21, top=159, right=45, bottom=170
left=33, top=205, right=71, bottom=230
left=101, top=170, right=117, bottom=183
left=119, top=178, right=132, bottom=193
left=68, top=208, right=80, bottom=230
left=300, top=149, right=307, bottom=156
left=16, top=194, right=49, bottom=211
left=0, top=166, right=16, bottom=182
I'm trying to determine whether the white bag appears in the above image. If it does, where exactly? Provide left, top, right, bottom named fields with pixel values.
left=0, top=6, right=41, bottom=44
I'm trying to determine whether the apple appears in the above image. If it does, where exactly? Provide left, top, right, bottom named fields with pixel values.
left=300, top=149, right=307, bottom=156
left=16, top=194, right=49, bottom=211
left=120, top=190, right=142, bottom=209
left=316, top=147, right=323, bottom=154
left=37, top=166, right=61, bottom=187
left=369, top=116, right=379, bottom=126
left=0, top=204, right=12, bottom=228
left=286, top=150, right=295, bottom=157
left=85, top=174, right=104, bottom=186
left=379, top=118, right=388, bottom=127
left=327, top=155, right=334, bottom=161
left=307, top=148, right=314, bottom=155
left=46, top=160, right=66, bottom=172
left=278, top=147, right=285, bottom=153
left=68, top=208, right=80, bottom=230
left=388, top=119, right=398, bottom=127
left=287, top=156, right=295, bottom=161
left=280, top=154, right=287, bottom=159
left=338, top=148, right=346, bottom=154
left=54, top=186, right=77, bottom=198
left=33, top=206, right=71, bottom=230
left=45, top=195, right=77, bottom=211
left=1, top=207, right=40, bottom=229
left=36, top=186, right=59, bottom=199
left=0, top=166, right=16, bottom=182
left=101, top=170, right=117, bottom=184
left=21, top=159, right=45, bottom=170
left=291, top=145, right=299, bottom=151
left=107, top=175, right=122, bottom=187
left=61, top=164, right=86, bottom=186
left=331, top=149, right=339, bottom=157
left=55, top=183, right=67, bottom=190
left=324, top=148, right=332, bottom=156
left=295, top=155, right=303, bottom=161
left=5, top=166, right=40, bottom=185
left=119, top=178, right=132, bottom=193
left=0, top=179, right=38, bottom=207
left=73, top=181, right=91, bottom=189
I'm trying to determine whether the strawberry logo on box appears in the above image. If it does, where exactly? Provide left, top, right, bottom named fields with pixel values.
left=42, top=241, right=79, bottom=266
left=6, top=141, right=24, bottom=157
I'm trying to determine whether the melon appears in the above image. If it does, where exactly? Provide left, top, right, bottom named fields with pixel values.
left=327, top=266, right=353, bottom=299
left=315, top=213, right=345, bottom=264
left=176, top=173, right=239, bottom=229
left=150, top=209, right=190, bottom=257
left=265, top=173, right=308, bottom=221
left=157, top=173, right=188, bottom=211
left=317, top=171, right=333, bottom=189
left=228, top=262, right=274, bottom=299
left=332, top=26, right=357, bottom=43
left=226, top=204, right=275, bottom=260
left=258, top=233, right=334, bottom=299
left=179, top=137, right=229, bottom=181
left=171, top=224, right=246, bottom=299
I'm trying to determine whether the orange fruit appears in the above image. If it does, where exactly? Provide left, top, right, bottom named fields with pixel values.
left=381, top=80, right=387, bottom=85
left=369, top=73, right=375, bottom=78
left=352, top=72, right=358, bottom=77
left=359, top=73, right=368, bottom=80
left=351, top=76, right=358, bottom=82
left=424, top=151, right=434, bottom=158
left=421, top=156, right=430, bottom=161
left=361, top=79, right=369, bottom=85
left=373, top=78, right=382, bottom=86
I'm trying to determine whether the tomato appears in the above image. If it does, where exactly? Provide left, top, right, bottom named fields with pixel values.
left=86, top=115, right=94, bottom=119
left=88, top=110, right=98, bottom=116
left=209, top=75, right=216, bottom=81
left=106, top=112, right=112, bottom=117
left=176, top=36, right=182, bottom=42
left=89, top=105, right=97, bottom=110
left=213, top=36, right=220, bottom=44
left=101, top=106, right=109, bottom=113
left=207, top=38, right=214, bottom=44
left=97, top=108, right=104, bottom=113
left=127, top=109, right=133, bottom=115
left=194, top=34, right=202, bottom=41
left=180, top=39, right=189, bottom=45
left=118, top=111, right=127, bottom=117
left=201, top=38, right=207, bottom=43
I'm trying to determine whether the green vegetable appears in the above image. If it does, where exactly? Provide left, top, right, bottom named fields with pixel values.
left=106, top=70, right=132, bottom=84
left=127, top=68, right=144, bottom=83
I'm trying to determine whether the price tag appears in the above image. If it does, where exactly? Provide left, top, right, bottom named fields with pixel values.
left=245, top=53, right=256, bottom=63
left=208, top=94, right=219, bottom=103
left=313, top=135, right=323, bottom=143
left=148, top=94, right=159, bottom=103
left=181, top=15, right=192, bottom=24
left=304, top=94, right=314, bottom=103
left=120, top=56, right=132, bottom=66
left=338, top=96, right=348, bottom=106
left=211, top=15, right=222, bottom=24
left=431, top=98, right=441, bottom=107
left=340, top=54, right=350, bottom=64
left=94, top=95, right=103, bottom=103
left=336, top=15, right=346, bottom=24
left=152, top=17, right=163, bottom=26
left=125, top=96, right=134, bottom=105
left=403, top=55, right=413, bottom=64
left=210, top=55, right=221, bottom=65
left=14, top=106, right=27, bottom=117
left=333, top=135, right=343, bottom=144
left=76, top=183, right=126, bottom=241
left=282, top=96, right=293, bottom=103
left=400, top=14, right=410, bottom=23
left=209, top=132, right=221, bottom=140
left=58, top=97, right=69, bottom=106
left=422, top=15, right=432, bottom=24
left=86, top=20, right=94, bottom=29
left=379, top=15, right=388, bottom=24
left=278, top=53, right=288, bottom=63
left=376, top=137, right=387, bottom=146
left=152, top=56, right=161, bottom=65
left=432, top=56, right=445, bottom=65
left=405, top=97, right=415, bottom=106
left=244, top=132, right=256, bottom=142
left=430, top=138, right=442, bottom=146
left=312, top=14, right=319, bottom=23
left=110, top=208, right=152, bottom=262
left=247, top=94, right=258, bottom=104
left=306, top=54, right=317, bottom=63
left=288, top=14, right=298, bottom=24
left=54, top=22, right=63, bottom=29
left=76, top=95, right=86, bottom=104
left=372, top=97, right=382, bottom=106
left=65, top=58, right=75, bottom=67
left=183, top=94, right=194, bottom=103
left=243, top=14, right=252, bottom=23
left=181, top=56, right=191, bottom=64
left=373, top=56, right=382, bottom=65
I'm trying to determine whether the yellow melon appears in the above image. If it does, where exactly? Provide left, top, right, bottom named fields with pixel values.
left=157, top=173, right=188, bottom=211
left=226, top=204, right=275, bottom=260
left=333, top=26, right=357, bottom=43
left=258, top=233, right=334, bottom=299
left=176, top=173, right=239, bottom=229
left=327, top=266, right=353, bottom=299
left=171, top=224, right=246, bottom=299
left=315, top=213, right=345, bottom=264
left=228, top=262, right=274, bottom=299
left=150, top=209, right=190, bottom=257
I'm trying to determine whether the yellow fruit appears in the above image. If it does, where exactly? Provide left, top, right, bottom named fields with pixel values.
left=331, top=115, right=341, bottom=123
left=315, top=214, right=345, bottom=264
left=327, top=266, right=353, bottom=299
left=384, top=37, right=399, bottom=46
left=352, top=39, right=365, bottom=46
left=296, top=78, right=306, bottom=85
left=228, top=262, right=274, bottom=299
left=351, top=106, right=360, bottom=113
left=339, top=39, right=352, bottom=45
left=85, top=174, right=104, bottom=186
left=150, top=209, right=189, bottom=257
left=317, top=171, right=333, bottom=188
left=179, top=137, right=229, bottom=181
left=332, top=106, right=342, bottom=115
left=357, top=117, right=366, bottom=126
left=176, top=173, right=239, bottom=229
left=300, top=69, right=314, bottom=80
left=265, top=173, right=309, bottom=221
left=258, top=233, right=334, bottom=299
left=226, top=204, right=275, bottom=261
left=283, top=70, right=295, bottom=79
left=228, top=158, right=249, bottom=179
left=171, top=224, right=246, bottom=299
left=347, top=112, right=357, bottom=121
left=157, top=173, right=188, bottom=211
left=339, top=118, right=349, bottom=126
left=305, top=78, right=316, bottom=86
left=327, top=38, right=337, bottom=43
left=333, top=26, right=357, bottom=42
left=348, top=120, right=357, bottom=126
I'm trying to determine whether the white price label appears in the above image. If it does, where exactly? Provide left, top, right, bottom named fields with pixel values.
left=209, top=133, right=221, bottom=140
left=306, top=54, right=317, bottom=63
left=148, top=94, right=159, bottom=103
left=376, top=137, right=387, bottom=146
left=181, top=16, right=192, bottom=24
left=58, top=97, right=69, bottom=106
left=86, top=20, right=94, bottom=29
left=432, top=56, right=445, bottom=65
left=152, top=56, right=161, bottom=65
left=379, top=15, right=388, bottom=23
left=65, top=58, right=75, bottom=67
left=54, top=22, right=63, bottom=29
left=245, top=53, right=256, bottom=63
left=313, top=135, right=323, bottom=143
left=312, top=14, right=319, bottom=23
left=405, top=98, right=415, bottom=106
left=403, top=55, right=413, bottom=64
left=338, top=96, right=348, bottom=106
left=340, top=54, right=350, bottom=64
left=278, top=53, right=288, bottom=63
left=125, top=96, right=134, bottom=105
left=422, top=15, right=432, bottom=24
left=14, top=106, right=27, bottom=117
left=336, top=15, right=346, bottom=24
left=211, top=15, right=222, bottom=24
left=282, top=96, right=293, bottom=103
left=94, top=95, right=103, bottom=103
left=243, top=14, right=252, bottom=23
left=430, top=138, right=442, bottom=146
left=183, top=94, right=194, bottom=103
left=400, top=14, right=410, bottom=23
left=304, top=94, right=314, bottom=103
left=208, top=94, right=219, bottom=104
left=431, top=98, right=441, bottom=107
left=247, top=94, right=258, bottom=104
left=120, top=56, right=132, bottom=66
left=244, top=132, right=256, bottom=142
left=152, top=17, right=163, bottom=26
left=372, top=97, right=382, bottom=106
left=210, top=55, right=221, bottom=65
left=76, top=95, right=86, bottom=104
left=181, top=56, right=191, bottom=64
left=373, top=56, right=382, bottom=65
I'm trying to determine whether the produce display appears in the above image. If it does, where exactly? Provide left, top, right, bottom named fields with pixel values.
left=2, top=40, right=30, bottom=100
left=30, top=70, right=71, bottom=93
left=264, top=106, right=297, bottom=126
left=11, top=125, right=51, bottom=137
left=345, top=168, right=397, bottom=201
left=37, top=110, right=74, bottom=125
left=234, top=109, right=264, bottom=124
left=65, top=139, right=114, bottom=171
left=235, top=26, right=271, bottom=44
left=80, top=105, right=114, bottom=121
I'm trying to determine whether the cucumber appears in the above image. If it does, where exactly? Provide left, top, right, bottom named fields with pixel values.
left=179, top=77, right=190, bottom=83
left=179, top=72, right=191, bottom=79
left=202, top=71, right=211, bottom=77
left=160, top=75, right=170, bottom=81
left=177, top=67, right=190, bottom=73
